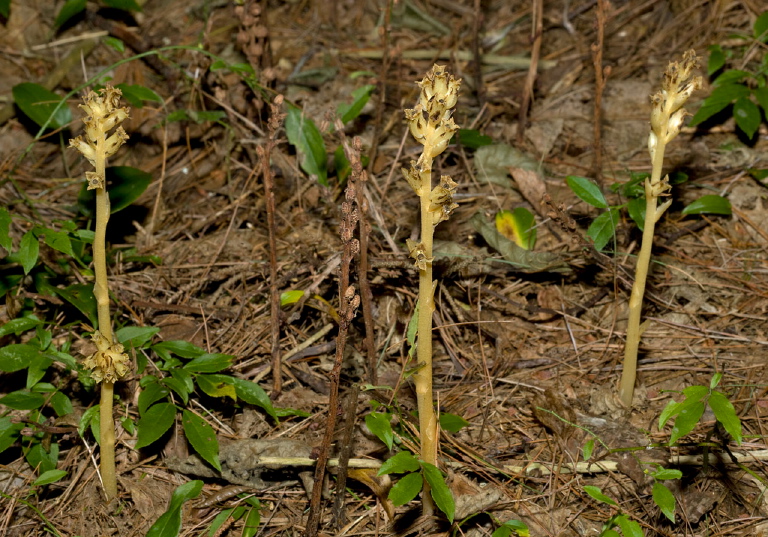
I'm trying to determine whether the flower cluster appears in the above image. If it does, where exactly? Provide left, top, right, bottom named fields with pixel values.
left=69, top=86, right=130, bottom=190
left=648, top=50, right=702, bottom=158
left=83, top=331, right=130, bottom=384
left=404, top=65, right=460, bottom=159
left=402, top=65, right=462, bottom=231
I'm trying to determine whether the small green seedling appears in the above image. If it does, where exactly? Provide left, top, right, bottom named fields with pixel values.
left=584, top=486, right=644, bottom=537
left=658, top=372, right=742, bottom=447
left=377, top=451, right=455, bottom=523
left=365, top=396, right=469, bottom=523
left=491, top=518, right=530, bottom=537
left=645, top=465, right=682, bottom=523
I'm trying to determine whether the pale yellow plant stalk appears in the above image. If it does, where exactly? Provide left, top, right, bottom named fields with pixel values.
left=403, top=65, right=460, bottom=514
left=619, top=51, right=701, bottom=407
left=70, top=86, right=132, bottom=502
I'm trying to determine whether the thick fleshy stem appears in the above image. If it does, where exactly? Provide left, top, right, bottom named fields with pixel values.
left=619, top=51, right=701, bottom=407
left=403, top=65, right=460, bottom=515
left=70, top=86, right=131, bottom=502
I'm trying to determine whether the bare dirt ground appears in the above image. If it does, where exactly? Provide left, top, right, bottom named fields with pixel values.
left=2, top=0, right=768, bottom=536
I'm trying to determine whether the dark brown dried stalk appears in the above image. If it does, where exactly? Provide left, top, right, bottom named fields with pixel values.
left=256, top=96, right=286, bottom=396
left=339, top=133, right=377, bottom=384
left=304, top=124, right=362, bottom=536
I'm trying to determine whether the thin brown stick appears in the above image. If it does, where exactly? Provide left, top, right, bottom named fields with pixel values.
left=516, top=0, right=542, bottom=145
left=591, top=0, right=609, bottom=183
left=258, top=96, right=286, bottom=397
left=305, top=122, right=362, bottom=537
left=331, top=384, right=360, bottom=529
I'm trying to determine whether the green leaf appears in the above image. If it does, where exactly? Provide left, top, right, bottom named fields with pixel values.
left=54, top=283, right=97, bottom=326
left=232, top=378, right=277, bottom=420
left=242, top=506, right=261, bottom=537
left=754, top=11, right=768, bottom=40
left=33, top=469, right=68, bottom=486
left=79, top=405, right=100, bottom=438
left=652, top=481, right=676, bottom=522
left=27, top=353, right=53, bottom=388
left=182, top=409, right=221, bottom=472
left=495, top=208, right=537, bottom=250
left=172, top=367, right=194, bottom=390
left=710, top=372, right=723, bottom=389
left=388, top=472, right=422, bottom=506
left=285, top=105, right=328, bottom=186
left=0, top=390, right=45, bottom=410
left=421, top=462, right=454, bottom=522
left=713, top=70, right=751, bottom=86
left=115, top=84, right=163, bottom=108
left=280, top=290, right=305, bottom=306
left=39, top=227, right=74, bottom=257
left=146, top=480, right=203, bottom=537
left=138, top=381, right=170, bottom=416
left=457, top=129, right=493, bottom=150
left=439, top=412, right=470, bottom=433
left=0, top=343, right=41, bottom=372
left=492, top=519, right=530, bottom=537
left=615, top=514, right=643, bottom=537
left=733, top=97, right=761, bottom=138
left=651, top=468, right=683, bottom=480
left=583, top=485, right=617, bottom=506
left=0, top=207, right=12, bottom=253
left=207, top=508, right=235, bottom=536
left=117, top=325, right=160, bottom=349
left=681, top=195, right=732, bottom=216
left=152, top=340, right=206, bottom=359
left=582, top=438, right=595, bottom=461
left=707, top=45, right=726, bottom=76
left=709, top=390, right=742, bottom=444
left=337, top=84, right=376, bottom=124
left=378, top=451, right=420, bottom=475
left=103, top=36, right=125, bottom=53
left=50, top=391, right=73, bottom=417
left=0, top=417, right=24, bottom=453
left=669, top=400, right=706, bottom=445
left=102, top=0, right=142, bottom=11
left=12, top=83, right=72, bottom=130
left=121, top=416, right=136, bottom=435
left=18, top=230, right=39, bottom=275
left=195, top=374, right=237, bottom=401
left=0, top=0, right=9, bottom=18
left=587, top=208, right=620, bottom=252
left=78, top=166, right=153, bottom=216
left=274, top=407, right=309, bottom=418
left=470, top=213, right=567, bottom=273
left=681, top=384, right=709, bottom=400
left=163, top=376, right=190, bottom=405
left=135, top=402, right=176, bottom=450
left=566, top=176, right=607, bottom=208
left=754, top=87, right=768, bottom=113
left=365, top=412, right=394, bottom=450
left=183, top=353, right=232, bottom=373
left=627, top=196, right=646, bottom=231
left=55, top=0, right=86, bottom=26
left=26, top=441, right=58, bottom=474
left=690, top=83, right=750, bottom=126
